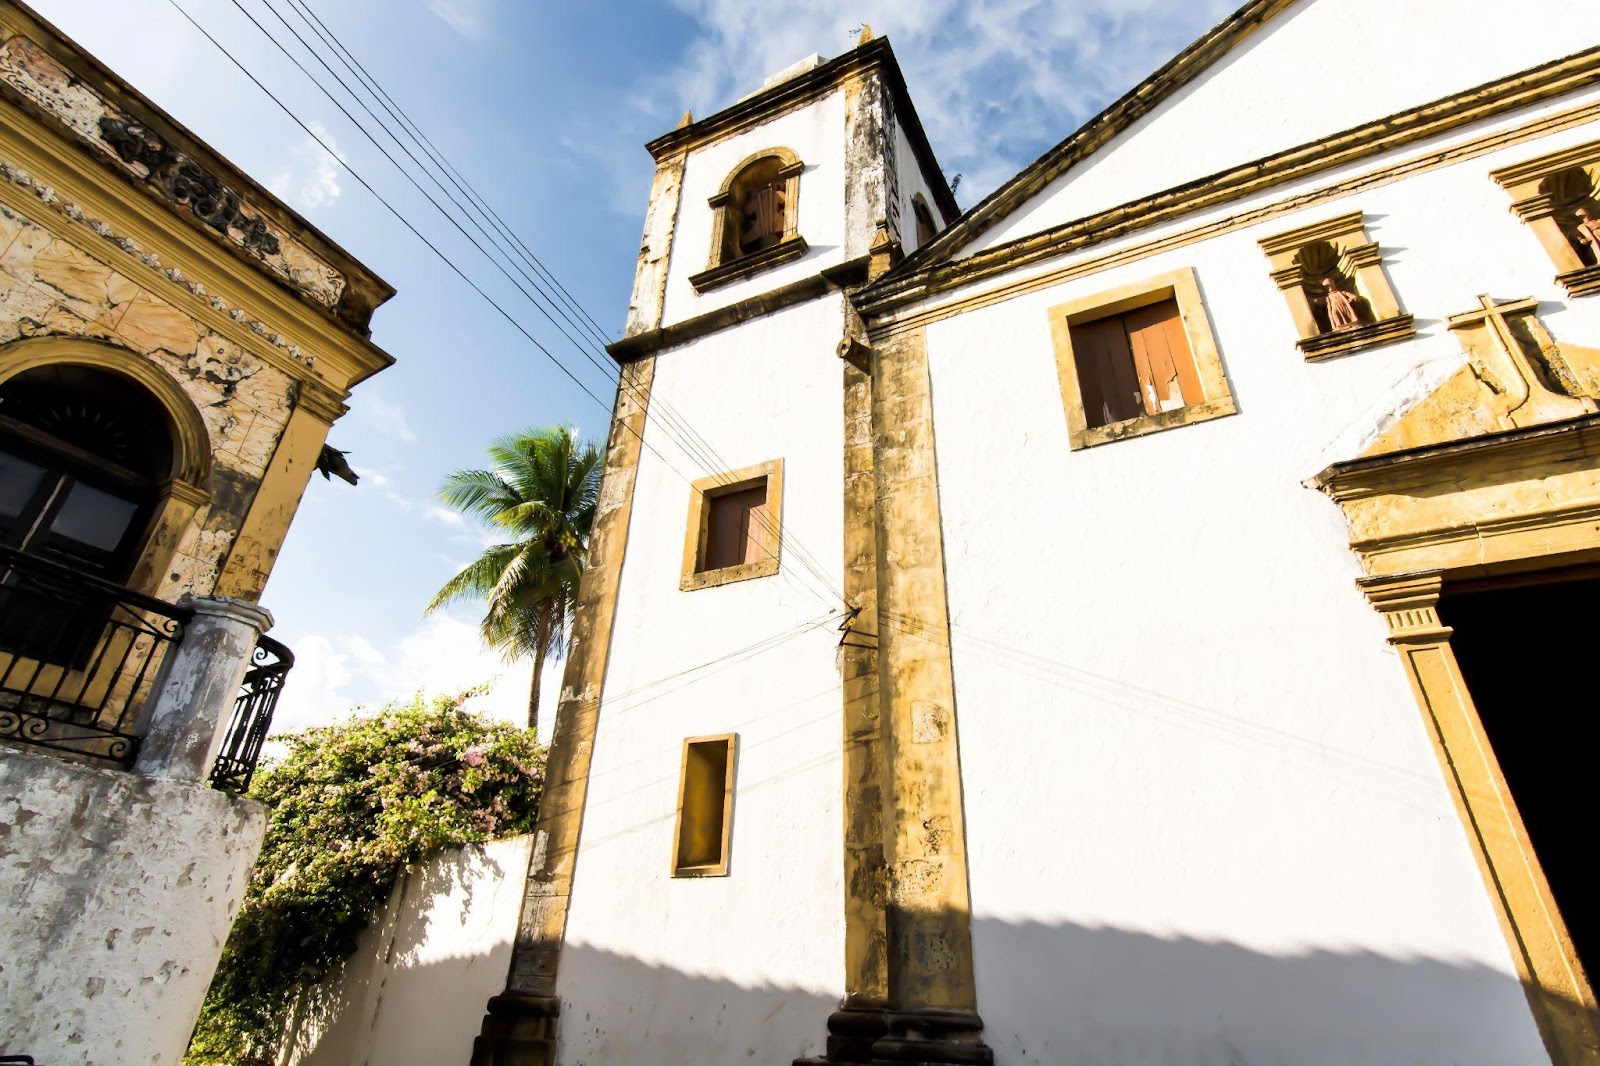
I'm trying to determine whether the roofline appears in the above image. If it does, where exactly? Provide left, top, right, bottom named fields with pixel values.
left=3, top=0, right=396, bottom=336
left=644, top=36, right=960, bottom=223
left=889, top=0, right=1297, bottom=274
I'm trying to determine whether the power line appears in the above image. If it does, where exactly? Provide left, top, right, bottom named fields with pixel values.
left=160, top=0, right=846, bottom=609
left=236, top=0, right=846, bottom=606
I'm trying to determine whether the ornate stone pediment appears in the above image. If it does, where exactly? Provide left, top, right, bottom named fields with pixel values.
left=1355, top=295, right=1600, bottom=458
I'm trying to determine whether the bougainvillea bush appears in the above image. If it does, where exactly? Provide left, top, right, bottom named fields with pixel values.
left=185, top=689, right=545, bottom=1065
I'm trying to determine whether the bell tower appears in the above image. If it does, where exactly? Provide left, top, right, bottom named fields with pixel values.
left=473, top=30, right=972, bottom=1066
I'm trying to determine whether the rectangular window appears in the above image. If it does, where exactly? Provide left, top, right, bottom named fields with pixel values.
left=700, top=482, right=768, bottom=572
left=680, top=459, right=783, bottom=591
left=672, top=734, right=736, bottom=877
left=1048, top=268, right=1236, bottom=450
left=1070, top=299, right=1203, bottom=429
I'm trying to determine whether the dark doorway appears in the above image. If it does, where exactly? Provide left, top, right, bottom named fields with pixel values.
left=1438, top=575, right=1598, bottom=984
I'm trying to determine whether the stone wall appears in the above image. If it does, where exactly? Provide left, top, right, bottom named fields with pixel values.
left=0, top=744, right=267, bottom=1065
left=0, top=196, right=295, bottom=599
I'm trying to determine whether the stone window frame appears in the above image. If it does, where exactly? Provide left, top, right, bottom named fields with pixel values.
left=671, top=732, right=737, bottom=878
left=1257, top=211, right=1415, bottom=361
left=0, top=336, right=212, bottom=599
left=1490, top=138, right=1600, bottom=299
left=679, top=458, right=783, bottom=591
left=1047, top=267, right=1236, bottom=451
left=688, top=148, right=807, bottom=293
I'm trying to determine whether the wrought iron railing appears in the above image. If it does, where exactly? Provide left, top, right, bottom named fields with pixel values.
left=0, top=546, right=189, bottom=767
left=209, top=633, right=294, bottom=794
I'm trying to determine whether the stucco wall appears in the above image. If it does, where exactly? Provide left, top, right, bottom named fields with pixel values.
left=0, top=195, right=296, bottom=600
left=558, top=294, right=848, bottom=1065
left=660, top=90, right=848, bottom=326
left=967, top=0, right=1600, bottom=255
left=916, top=93, right=1600, bottom=1066
left=282, top=836, right=532, bottom=1066
left=0, top=744, right=266, bottom=1065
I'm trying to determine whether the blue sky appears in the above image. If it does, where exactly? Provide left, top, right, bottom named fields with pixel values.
left=29, top=0, right=1232, bottom=733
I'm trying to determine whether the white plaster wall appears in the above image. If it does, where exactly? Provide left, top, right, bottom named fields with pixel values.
left=967, top=0, right=1600, bottom=254
left=0, top=745, right=266, bottom=1065
left=284, top=835, right=532, bottom=1066
left=660, top=91, right=848, bottom=327
left=558, top=294, right=848, bottom=1065
left=923, top=100, right=1600, bottom=1065
left=894, top=121, right=946, bottom=254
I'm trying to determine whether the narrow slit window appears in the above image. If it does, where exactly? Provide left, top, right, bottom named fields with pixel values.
left=673, top=734, right=736, bottom=876
left=1069, top=298, right=1202, bottom=429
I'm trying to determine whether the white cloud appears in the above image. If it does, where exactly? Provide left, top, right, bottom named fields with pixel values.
left=426, top=0, right=491, bottom=41
left=426, top=503, right=467, bottom=528
left=272, top=612, right=555, bottom=736
left=269, top=121, right=344, bottom=211
left=651, top=0, right=1234, bottom=202
left=358, top=393, right=418, bottom=444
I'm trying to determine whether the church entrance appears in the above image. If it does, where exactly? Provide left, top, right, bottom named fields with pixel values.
left=1437, top=572, right=1598, bottom=986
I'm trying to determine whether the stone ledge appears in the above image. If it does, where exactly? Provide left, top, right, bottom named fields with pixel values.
left=688, top=235, right=808, bottom=293
left=1558, top=263, right=1600, bottom=298
left=1297, top=314, right=1416, bottom=362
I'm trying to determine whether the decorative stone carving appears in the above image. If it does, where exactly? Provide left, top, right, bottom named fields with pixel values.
left=1258, top=211, right=1413, bottom=360
left=97, top=117, right=280, bottom=256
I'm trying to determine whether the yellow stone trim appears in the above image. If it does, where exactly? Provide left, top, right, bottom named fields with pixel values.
left=868, top=89, right=1600, bottom=337
left=1358, top=570, right=1600, bottom=1065
left=1047, top=266, right=1235, bottom=450
left=867, top=323, right=985, bottom=1033
left=500, top=356, right=657, bottom=1007
left=678, top=458, right=784, bottom=591
left=669, top=732, right=738, bottom=878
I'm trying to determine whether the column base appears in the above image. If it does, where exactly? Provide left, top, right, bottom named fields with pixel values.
left=469, top=992, right=559, bottom=1066
left=796, top=1007, right=992, bottom=1066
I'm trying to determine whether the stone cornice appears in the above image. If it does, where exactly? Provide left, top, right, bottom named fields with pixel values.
left=645, top=38, right=959, bottom=224
left=861, top=45, right=1600, bottom=320
left=0, top=114, right=390, bottom=395
left=0, top=2, right=394, bottom=334
left=1309, top=414, right=1600, bottom=502
left=609, top=256, right=870, bottom=361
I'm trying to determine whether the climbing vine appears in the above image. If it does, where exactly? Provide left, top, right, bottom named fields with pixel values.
left=184, top=689, right=545, bottom=1065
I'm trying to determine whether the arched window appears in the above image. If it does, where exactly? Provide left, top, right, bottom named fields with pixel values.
left=913, top=194, right=937, bottom=247
left=695, top=149, right=806, bottom=291
left=0, top=364, right=171, bottom=583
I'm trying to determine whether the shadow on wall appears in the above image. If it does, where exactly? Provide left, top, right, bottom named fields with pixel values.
left=272, top=890, right=1557, bottom=1066
left=552, top=916, right=1554, bottom=1066
left=282, top=838, right=528, bottom=1066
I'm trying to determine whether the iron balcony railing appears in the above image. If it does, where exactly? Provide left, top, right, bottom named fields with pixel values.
left=0, top=545, right=189, bottom=767
left=209, top=633, right=294, bottom=794
left=0, top=547, right=294, bottom=788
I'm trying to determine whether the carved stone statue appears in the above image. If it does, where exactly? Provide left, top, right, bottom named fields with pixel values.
left=1574, top=206, right=1600, bottom=263
left=1319, top=276, right=1364, bottom=331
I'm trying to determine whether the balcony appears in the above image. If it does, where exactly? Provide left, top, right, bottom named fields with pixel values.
left=0, top=545, right=291, bottom=791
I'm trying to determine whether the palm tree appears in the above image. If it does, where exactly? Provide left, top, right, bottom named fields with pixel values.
left=426, top=426, right=602, bottom=730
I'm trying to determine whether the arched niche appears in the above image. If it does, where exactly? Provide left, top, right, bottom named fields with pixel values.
left=706, top=147, right=805, bottom=270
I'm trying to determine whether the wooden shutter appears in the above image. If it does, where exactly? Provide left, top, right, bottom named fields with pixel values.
left=1069, top=316, right=1143, bottom=428
left=741, top=185, right=785, bottom=253
left=701, top=482, right=768, bottom=571
left=1124, top=299, right=1202, bottom=415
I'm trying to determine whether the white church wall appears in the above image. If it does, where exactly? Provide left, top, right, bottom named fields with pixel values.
left=557, top=294, right=848, bottom=1065
left=0, top=745, right=266, bottom=1066
left=281, top=836, right=531, bottom=1066
left=894, top=120, right=945, bottom=253
left=966, top=0, right=1600, bottom=256
left=660, top=90, right=848, bottom=327
left=920, top=102, right=1600, bottom=1064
